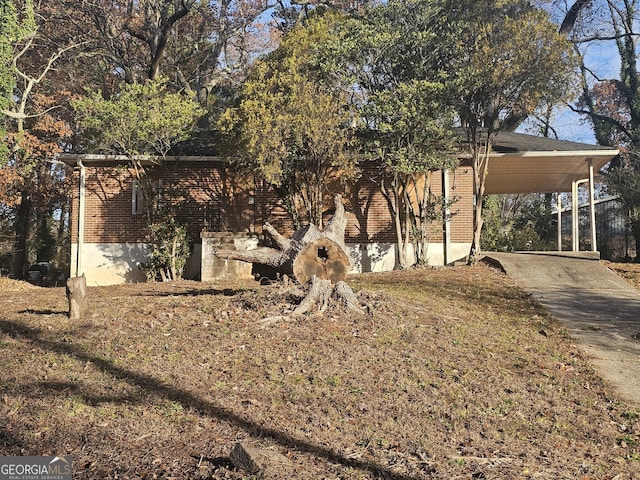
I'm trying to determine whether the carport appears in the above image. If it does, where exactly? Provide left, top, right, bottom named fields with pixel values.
left=482, top=131, right=619, bottom=253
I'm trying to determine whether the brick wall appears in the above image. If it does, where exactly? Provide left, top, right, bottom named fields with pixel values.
left=69, top=159, right=474, bottom=247
left=70, top=160, right=256, bottom=244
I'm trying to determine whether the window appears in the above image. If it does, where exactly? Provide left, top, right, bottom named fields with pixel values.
left=132, top=180, right=142, bottom=215
left=132, top=179, right=163, bottom=216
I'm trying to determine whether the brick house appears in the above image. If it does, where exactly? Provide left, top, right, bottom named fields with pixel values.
left=59, top=132, right=618, bottom=286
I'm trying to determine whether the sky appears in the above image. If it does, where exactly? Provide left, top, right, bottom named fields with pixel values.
left=514, top=0, right=627, bottom=145
left=554, top=38, right=621, bottom=145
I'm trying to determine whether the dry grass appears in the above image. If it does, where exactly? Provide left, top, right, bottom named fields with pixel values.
left=0, top=263, right=639, bottom=479
left=605, top=261, right=640, bottom=290
left=0, top=277, right=40, bottom=291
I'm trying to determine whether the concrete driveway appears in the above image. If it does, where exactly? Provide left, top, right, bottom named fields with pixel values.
left=484, top=252, right=640, bottom=405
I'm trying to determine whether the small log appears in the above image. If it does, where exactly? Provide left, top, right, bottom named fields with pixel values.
left=229, top=442, right=289, bottom=474
left=66, top=274, right=88, bottom=319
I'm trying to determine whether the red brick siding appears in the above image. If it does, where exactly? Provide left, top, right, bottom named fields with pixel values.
left=449, top=165, right=475, bottom=243
left=70, top=160, right=474, bottom=246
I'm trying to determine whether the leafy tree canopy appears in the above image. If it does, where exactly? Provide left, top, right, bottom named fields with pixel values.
left=0, top=0, right=36, bottom=165
left=441, top=0, right=578, bottom=136
left=73, top=79, right=205, bottom=157
left=219, top=12, right=357, bottom=228
left=317, top=0, right=458, bottom=266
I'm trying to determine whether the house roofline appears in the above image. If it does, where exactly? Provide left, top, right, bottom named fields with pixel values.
left=57, top=153, right=223, bottom=165
left=455, top=149, right=620, bottom=160
left=487, top=149, right=619, bottom=159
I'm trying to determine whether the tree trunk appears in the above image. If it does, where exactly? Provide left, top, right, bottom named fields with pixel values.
left=12, top=191, right=32, bottom=280
left=66, top=274, right=88, bottom=320
left=214, top=195, right=363, bottom=316
left=215, top=194, right=351, bottom=285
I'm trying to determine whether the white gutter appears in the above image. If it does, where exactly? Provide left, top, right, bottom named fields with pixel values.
left=76, top=160, right=86, bottom=277
left=485, top=149, right=620, bottom=159
left=57, top=153, right=223, bottom=164
left=442, top=169, right=451, bottom=266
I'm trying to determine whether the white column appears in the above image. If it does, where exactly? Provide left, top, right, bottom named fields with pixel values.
left=557, top=193, right=562, bottom=251
left=572, top=180, right=579, bottom=252
left=588, top=159, right=597, bottom=252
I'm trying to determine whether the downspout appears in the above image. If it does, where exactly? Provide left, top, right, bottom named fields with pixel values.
left=442, top=169, right=451, bottom=266
left=76, top=160, right=86, bottom=277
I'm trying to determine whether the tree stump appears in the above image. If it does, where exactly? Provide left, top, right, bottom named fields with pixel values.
left=214, top=195, right=363, bottom=315
left=66, top=274, right=88, bottom=319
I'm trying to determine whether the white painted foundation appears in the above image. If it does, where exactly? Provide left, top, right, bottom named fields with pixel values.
left=71, top=243, right=148, bottom=286
left=72, top=241, right=471, bottom=286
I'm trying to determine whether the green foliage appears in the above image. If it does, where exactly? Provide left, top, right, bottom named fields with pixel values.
left=73, top=81, right=203, bottom=219
left=0, top=0, right=36, bottom=106
left=74, top=80, right=203, bottom=281
left=482, top=194, right=554, bottom=252
left=140, top=219, right=190, bottom=282
left=365, top=80, right=457, bottom=175
left=0, top=0, right=36, bottom=165
left=323, top=0, right=457, bottom=266
left=447, top=1, right=577, bottom=131
left=73, top=79, right=205, bottom=157
left=218, top=13, right=357, bottom=229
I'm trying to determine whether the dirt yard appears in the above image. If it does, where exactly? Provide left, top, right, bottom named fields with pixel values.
left=0, top=262, right=639, bottom=479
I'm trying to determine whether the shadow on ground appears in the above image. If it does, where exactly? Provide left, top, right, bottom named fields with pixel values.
left=0, top=318, right=418, bottom=480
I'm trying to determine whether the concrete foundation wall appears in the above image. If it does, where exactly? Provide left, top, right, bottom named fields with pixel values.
left=71, top=243, right=148, bottom=286
left=71, top=239, right=471, bottom=286
left=71, top=242, right=203, bottom=286
left=201, top=232, right=260, bottom=282
left=348, top=242, right=470, bottom=273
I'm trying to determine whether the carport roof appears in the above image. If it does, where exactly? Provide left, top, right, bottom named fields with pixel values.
left=483, top=131, right=619, bottom=194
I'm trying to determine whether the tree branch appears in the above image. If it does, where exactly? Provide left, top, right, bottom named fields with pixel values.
left=573, top=32, right=639, bottom=44
left=567, top=104, right=631, bottom=140
left=264, top=222, right=291, bottom=250
left=559, top=0, right=592, bottom=35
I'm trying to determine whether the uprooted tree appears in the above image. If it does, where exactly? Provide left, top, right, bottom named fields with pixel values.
left=214, top=195, right=364, bottom=316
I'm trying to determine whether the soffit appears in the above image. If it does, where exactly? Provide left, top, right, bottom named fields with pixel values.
left=484, top=152, right=618, bottom=194
left=482, top=131, right=619, bottom=194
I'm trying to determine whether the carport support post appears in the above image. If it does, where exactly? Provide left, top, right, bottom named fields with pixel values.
left=557, top=193, right=562, bottom=251
left=588, top=159, right=597, bottom=252
left=571, top=178, right=590, bottom=252
left=572, top=180, right=579, bottom=252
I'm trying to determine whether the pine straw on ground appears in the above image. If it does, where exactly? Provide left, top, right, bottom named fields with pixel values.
left=0, top=263, right=639, bottom=479
left=604, top=261, right=640, bottom=290
left=0, top=277, right=40, bottom=291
